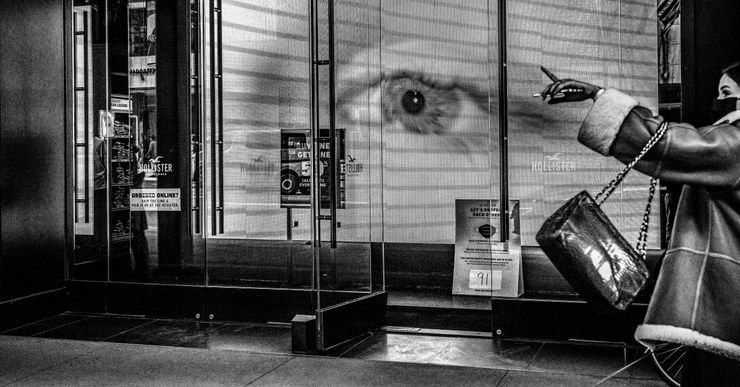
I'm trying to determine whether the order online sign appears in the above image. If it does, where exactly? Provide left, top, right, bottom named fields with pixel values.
left=130, top=188, right=181, bottom=211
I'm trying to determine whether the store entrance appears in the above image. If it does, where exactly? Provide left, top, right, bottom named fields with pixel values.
left=201, top=0, right=385, bottom=349
left=69, top=0, right=385, bottom=351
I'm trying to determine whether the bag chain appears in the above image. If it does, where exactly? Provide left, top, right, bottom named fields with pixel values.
left=593, top=121, right=669, bottom=259
left=635, top=177, right=658, bottom=259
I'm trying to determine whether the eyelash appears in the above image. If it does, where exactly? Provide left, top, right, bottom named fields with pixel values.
left=380, top=74, right=461, bottom=135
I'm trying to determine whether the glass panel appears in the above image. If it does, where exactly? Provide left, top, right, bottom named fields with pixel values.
left=71, top=0, right=206, bottom=287
left=71, top=2, right=108, bottom=281
left=121, top=0, right=204, bottom=284
left=75, top=35, right=86, bottom=88
left=364, top=0, right=499, bottom=306
left=205, top=0, right=313, bottom=289
left=377, top=0, right=497, bottom=244
left=75, top=90, right=87, bottom=142
left=105, top=0, right=135, bottom=280
left=75, top=9, right=86, bottom=32
left=310, top=0, right=380, bottom=312
left=127, top=51, right=159, bottom=284
left=506, top=0, right=659, bottom=248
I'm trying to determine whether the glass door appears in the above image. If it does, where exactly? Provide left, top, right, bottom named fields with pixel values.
left=70, top=0, right=207, bottom=318
left=69, top=0, right=386, bottom=331
left=202, top=0, right=314, bottom=295
left=201, top=0, right=385, bottom=341
left=312, top=0, right=385, bottom=350
left=72, top=0, right=186, bottom=284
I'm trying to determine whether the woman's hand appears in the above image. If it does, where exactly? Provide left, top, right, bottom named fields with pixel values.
left=539, top=67, right=602, bottom=104
left=541, top=79, right=603, bottom=104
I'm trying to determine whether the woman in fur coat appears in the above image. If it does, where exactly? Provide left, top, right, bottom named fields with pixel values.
left=540, top=61, right=740, bottom=386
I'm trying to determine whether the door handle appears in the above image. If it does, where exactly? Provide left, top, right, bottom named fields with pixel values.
left=328, top=0, right=337, bottom=249
left=209, top=0, right=224, bottom=235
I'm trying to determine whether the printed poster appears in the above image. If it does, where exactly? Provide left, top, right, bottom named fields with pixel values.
left=280, top=129, right=345, bottom=209
left=452, top=199, right=523, bottom=297
left=110, top=96, right=131, bottom=112
left=130, top=188, right=181, bottom=211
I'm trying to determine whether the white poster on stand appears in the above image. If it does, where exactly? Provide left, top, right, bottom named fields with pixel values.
left=452, top=199, right=523, bottom=297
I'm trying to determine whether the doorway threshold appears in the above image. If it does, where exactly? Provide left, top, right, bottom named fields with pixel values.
left=381, top=326, right=491, bottom=339
left=386, top=288, right=491, bottom=310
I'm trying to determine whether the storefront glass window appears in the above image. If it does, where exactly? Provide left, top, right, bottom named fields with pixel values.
left=69, top=0, right=659, bottom=296
left=505, top=1, right=659, bottom=247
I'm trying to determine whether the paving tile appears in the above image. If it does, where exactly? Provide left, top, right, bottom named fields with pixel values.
left=0, top=314, right=91, bottom=337
left=625, top=349, right=665, bottom=380
left=321, top=332, right=375, bottom=357
left=599, top=378, right=665, bottom=387
left=428, top=338, right=539, bottom=370
left=340, top=332, right=456, bottom=363
left=34, top=316, right=153, bottom=341
left=0, top=336, right=104, bottom=385
left=499, top=370, right=664, bottom=387
left=250, top=356, right=507, bottom=387
left=105, top=319, right=225, bottom=348
left=0, top=314, right=669, bottom=386
left=6, top=341, right=292, bottom=387
left=527, top=343, right=632, bottom=377
left=206, top=323, right=292, bottom=354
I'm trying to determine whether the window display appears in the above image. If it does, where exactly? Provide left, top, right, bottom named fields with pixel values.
left=216, top=0, right=658, bottom=246
left=69, top=0, right=660, bottom=293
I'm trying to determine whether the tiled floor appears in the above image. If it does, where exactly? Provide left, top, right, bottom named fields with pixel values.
left=0, top=313, right=665, bottom=386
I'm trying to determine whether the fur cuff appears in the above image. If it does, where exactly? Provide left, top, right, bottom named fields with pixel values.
left=635, top=324, right=740, bottom=362
left=578, top=89, right=639, bottom=155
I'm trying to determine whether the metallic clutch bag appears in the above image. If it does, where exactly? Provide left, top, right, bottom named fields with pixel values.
left=536, top=122, right=668, bottom=311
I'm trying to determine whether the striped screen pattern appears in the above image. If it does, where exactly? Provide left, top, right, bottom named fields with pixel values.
left=207, top=0, right=659, bottom=247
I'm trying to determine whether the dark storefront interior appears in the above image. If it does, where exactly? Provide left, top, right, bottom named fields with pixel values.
left=2, top=1, right=740, bottom=384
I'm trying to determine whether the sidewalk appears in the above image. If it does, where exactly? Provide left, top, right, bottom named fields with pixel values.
left=0, top=334, right=663, bottom=386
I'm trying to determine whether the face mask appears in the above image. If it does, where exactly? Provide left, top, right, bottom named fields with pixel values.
left=711, top=97, right=739, bottom=123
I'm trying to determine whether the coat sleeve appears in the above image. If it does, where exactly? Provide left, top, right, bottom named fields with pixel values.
left=578, top=89, right=740, bottom=188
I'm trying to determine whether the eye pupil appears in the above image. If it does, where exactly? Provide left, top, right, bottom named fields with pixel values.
left=402, top=90, right=425, bottom=114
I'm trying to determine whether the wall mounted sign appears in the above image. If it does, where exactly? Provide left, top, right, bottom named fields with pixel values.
left=452, top=199, right=523, bottom=297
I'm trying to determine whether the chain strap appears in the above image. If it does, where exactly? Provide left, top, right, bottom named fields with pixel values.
left=635, top=177, right=658, bottom=259
left=594, top=121, right=668, bottom=205
left=593, top=121, right=669, bottom=259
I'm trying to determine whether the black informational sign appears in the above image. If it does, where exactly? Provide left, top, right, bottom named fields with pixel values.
left=280, top=129, right=345, bottom=209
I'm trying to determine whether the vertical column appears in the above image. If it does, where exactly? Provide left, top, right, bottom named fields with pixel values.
left=156, top=0, right=193, bottom=272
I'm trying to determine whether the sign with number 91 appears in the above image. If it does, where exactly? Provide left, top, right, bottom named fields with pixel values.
left=468, top=269, right=502, bottom=290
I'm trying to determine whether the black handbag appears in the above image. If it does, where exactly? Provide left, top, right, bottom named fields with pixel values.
left=536, top=121, right=668, bottom=311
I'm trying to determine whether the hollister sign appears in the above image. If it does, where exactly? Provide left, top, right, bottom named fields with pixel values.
left=142, top=156, right=173, bottom=177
